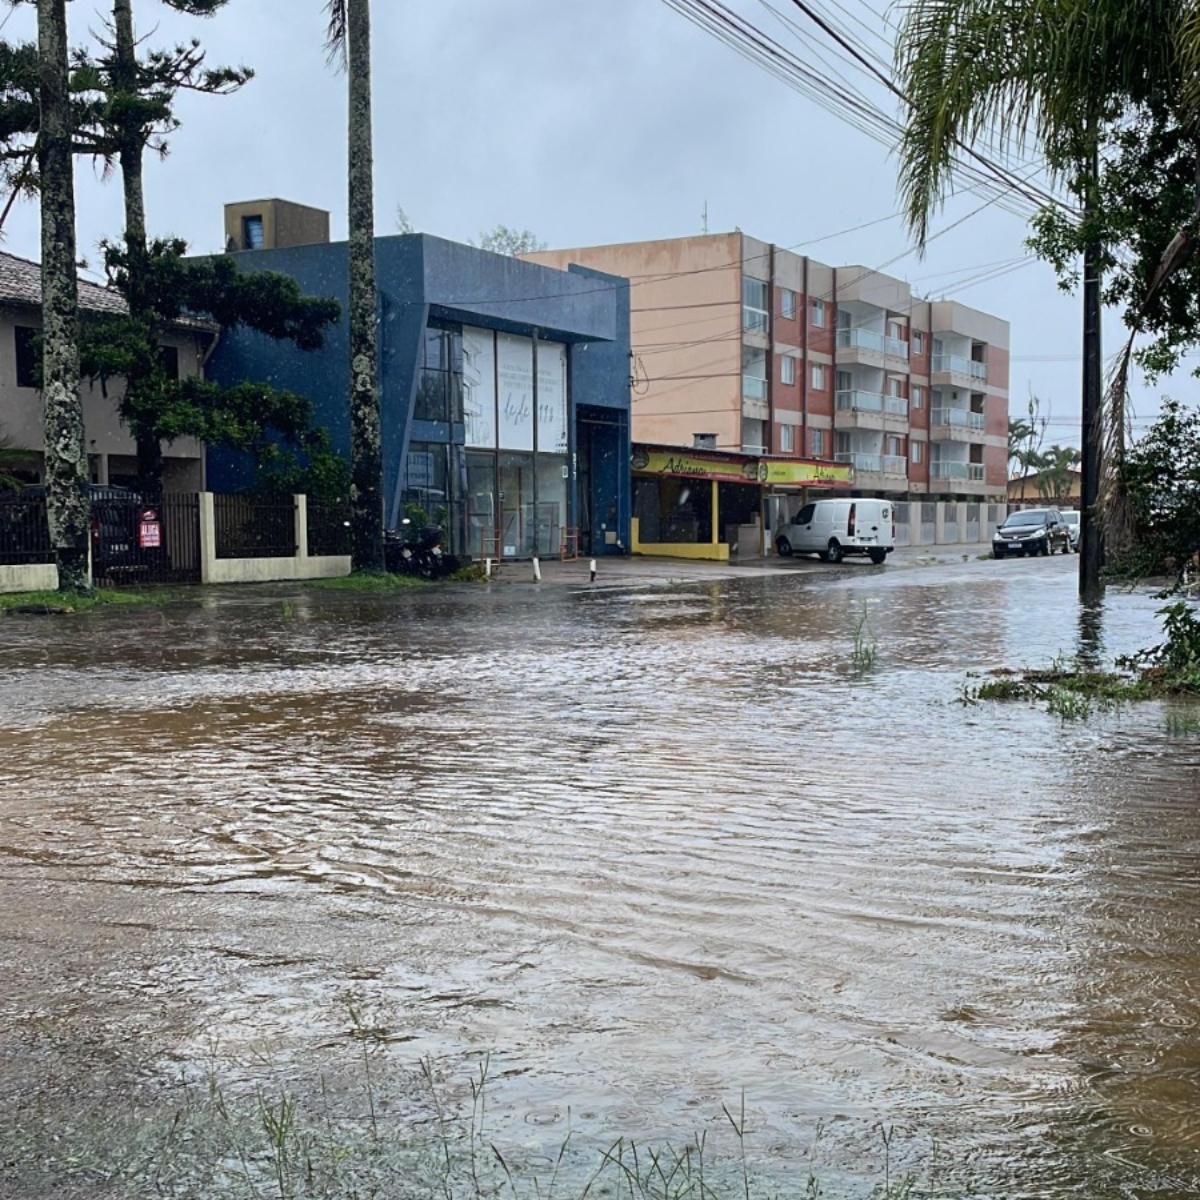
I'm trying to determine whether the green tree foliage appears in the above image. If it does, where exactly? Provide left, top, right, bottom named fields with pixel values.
left=78, top=238, right=345, bottom=498
left=1112, top=398, right=1200, bottom=582
left=1032, top=444, right=1082, bottom=501
left=476, top=225, right=546, bottom=256
left=1, top=2, right=349, bottom=501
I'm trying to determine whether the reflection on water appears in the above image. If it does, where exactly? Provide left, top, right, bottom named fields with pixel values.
left=1, top=557, right=1198, bottom=1197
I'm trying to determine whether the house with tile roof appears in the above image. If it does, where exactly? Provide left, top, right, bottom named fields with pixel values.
left=0, top=251, right=214, bottom=490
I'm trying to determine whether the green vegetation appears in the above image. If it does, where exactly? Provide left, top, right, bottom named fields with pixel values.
left=304, top=571, right=429, bottom=592
left=0, top=587, right=176, bottom=614
left=963, top=604, right=1200, bottom=719
left=850, top=602, right=879, bottom=676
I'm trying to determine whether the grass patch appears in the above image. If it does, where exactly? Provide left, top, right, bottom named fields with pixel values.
left=304, top=571, right=430, bottom=592
left=850, top=602, right=879, bottom=676
left=0, top=587, right=177, bottom=614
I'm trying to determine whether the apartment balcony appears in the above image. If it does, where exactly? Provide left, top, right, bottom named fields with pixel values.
left=930, top=460, right=989, bottom=494
left=930, top=406, right=985, bottom=443
left=742, top=374, right=769, bottom=420
left=931, top=353, right=988, bottom=386
left=836, top=389, right=909, bottom=431
left=836, top=327, right=909, bottom=368
left=742, top=306, right=769, bottom=348
left=836, top=451, right=909, bottom=486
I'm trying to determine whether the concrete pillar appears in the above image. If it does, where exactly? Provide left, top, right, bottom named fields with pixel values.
left=711, top=479, right=720, bottom=546
left=295, top=494, right=309, bottom=563
left=199, top=491, right=216, bottom=583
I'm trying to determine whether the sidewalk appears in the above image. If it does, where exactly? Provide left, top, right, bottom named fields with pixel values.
left=479, top=543, right=995, bottom=589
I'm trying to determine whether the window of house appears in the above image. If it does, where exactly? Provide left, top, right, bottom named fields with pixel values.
left=812, top=298, right=826, bottom=327
left=780, top=355, right=795, bottom=385
left=780, top=288, right=796, bottom=319
left=886, top=434, right=905, bottom=457
left=158, top=345, right=180, bottom=380
left=887, top=319, right=904, bottom=342
left=912, top=440, right=924, bottom=464
left=780, top=423, right=795, bottom=453
left=14, top=325, right=38, bottom=388
left=242, top=215, right=265, bottom=250
left=811, top=363, right=826, bottom=390
left=811, top=428, right=825, bottom=457
left=913, top=330, right=925, bottom=356
left=742, top=276, right=768, bottom=332
left=912, top=385, right=924, bottom=409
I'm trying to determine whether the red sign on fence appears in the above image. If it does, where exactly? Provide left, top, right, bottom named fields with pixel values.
left=139, top=510, right=162, bottom=549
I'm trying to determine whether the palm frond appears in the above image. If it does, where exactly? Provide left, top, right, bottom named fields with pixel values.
left=324, top=0, right=348, bottom=69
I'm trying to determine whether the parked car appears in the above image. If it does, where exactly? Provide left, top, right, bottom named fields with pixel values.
left=775, top=498, right=895, bottom=564
left=19, top=484, right=167, bottom=578
left=992, top=507, right=1072, bottom=558
left=1061, top=509, right=1081, bottom=552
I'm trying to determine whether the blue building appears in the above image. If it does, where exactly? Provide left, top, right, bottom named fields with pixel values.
left=205, top=200, right=632, bottom=558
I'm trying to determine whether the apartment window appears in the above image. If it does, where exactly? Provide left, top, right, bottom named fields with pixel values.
left=742, top=276, right=769, bottom=332
left=811, top=428, right=825, bottom=457
left=912, top=440, right=924, bottom=464
left=812, top=298, right=826, bottom=327
left=886, top=435, right=905, bottom=457
left=780, top=288, right=797, bottom=319
left=780, top=355, right=795, bottom=385
left=811, top=363, right=826, bottom=390
left=913, top=330, right=925, bottom=356
left=14, top=325, right=38, bottom=388
left=912, top=385, right=924, bottom=410
left=780, top=424, right=795, bottom=453
left=887, top=319, right=905, bottom=342
left=242, top=214, right=265, bottom=250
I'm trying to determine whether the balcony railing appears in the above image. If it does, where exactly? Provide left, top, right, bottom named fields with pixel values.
left=932, top=353, right=988, bottom=382
left=743, top=306, right=769, bottom=333
left=836, top=390, right=909, bottom=417
left=836, top=328, right=909, bottom=359
left=930, top=406, right=985, bottom=431
left=741, top=444, right=767, bottom=456
left=930, top=461, right=985, bottom=481
left=742, top=375, right=768, bottom=401
left=835, top=452, right=909, bottom=476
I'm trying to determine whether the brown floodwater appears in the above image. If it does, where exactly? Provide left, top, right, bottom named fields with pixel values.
left=1, top=555, right=1199, bottom=1197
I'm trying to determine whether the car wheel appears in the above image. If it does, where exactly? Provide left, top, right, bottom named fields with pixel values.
left=994, top=548, right=1006, bottom=559
left=1041, top=542, right=1051, bottom=556
left=868, top=548, right=887, bottom=565
left=1062, top=541, right=1071, bottom=555
left=776, top=537, right=793, bottom=557
left=826, top=539, right=844, bottom=564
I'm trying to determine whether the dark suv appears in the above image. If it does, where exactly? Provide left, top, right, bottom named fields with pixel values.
left=993, top=507, right=1072, bottom=558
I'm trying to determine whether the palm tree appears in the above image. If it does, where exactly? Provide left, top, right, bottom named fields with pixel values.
left=37, top=0, right=90, bottom=591
left=894, top=0, right=1187, bottom=595
left=327, top=0, right=384, bottom=572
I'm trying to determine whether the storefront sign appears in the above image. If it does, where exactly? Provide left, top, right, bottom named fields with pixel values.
left=497, top=333, right=534, bottom=451
left=536, top=340, right=568, bottom=454
left=462, top=326, right=496, bottom=448
left=631, top=448, right=754, bottom=483
left=759, top=459, right=853, bottom=486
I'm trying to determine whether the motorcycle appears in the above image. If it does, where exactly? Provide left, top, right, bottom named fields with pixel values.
left=385, top=520, right=459, bottom=579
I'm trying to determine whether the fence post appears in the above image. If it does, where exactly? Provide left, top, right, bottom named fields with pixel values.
left=295, top=494, right=309, bottom=565
left=198, top=491, right=216, bottom=583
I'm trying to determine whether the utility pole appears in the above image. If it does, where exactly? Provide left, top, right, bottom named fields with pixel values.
left=1079, top=138, right=1103, bottom=599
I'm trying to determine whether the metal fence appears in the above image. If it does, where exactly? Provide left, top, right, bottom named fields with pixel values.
left=0, top=492, right=53, bottom=565
left=214, top=494, right=296, bottom=559
left=307, top=501, right=352, bottom=557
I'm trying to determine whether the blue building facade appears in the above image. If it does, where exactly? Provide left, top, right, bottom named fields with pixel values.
left=204, top=234, right=632, bottom=557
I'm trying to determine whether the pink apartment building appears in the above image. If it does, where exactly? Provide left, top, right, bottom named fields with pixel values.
left=527, top=233, right=1009, bottom=501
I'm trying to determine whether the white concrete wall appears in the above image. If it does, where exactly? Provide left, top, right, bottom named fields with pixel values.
left=198, top=493, right=351, bottom=584
left=0, top=563, right=57, bottom=593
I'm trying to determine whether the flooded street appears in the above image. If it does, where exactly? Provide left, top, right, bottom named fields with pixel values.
left=2, top=555, right=1199, bottom=1197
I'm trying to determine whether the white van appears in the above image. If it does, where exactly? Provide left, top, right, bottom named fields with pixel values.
left=775, top=499, right=895, bottom=564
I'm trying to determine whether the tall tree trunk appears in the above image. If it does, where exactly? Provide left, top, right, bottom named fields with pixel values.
left=346, top=0, right=383, bottom=572
left=38, top=0, right=90, bottom=592
left=112, top=0, right=162, bottom=494
left=1080, top=137, right=1104, bottom=599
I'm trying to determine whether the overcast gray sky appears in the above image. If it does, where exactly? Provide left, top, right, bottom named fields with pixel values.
left=2, top=0, right=1179, bottom=449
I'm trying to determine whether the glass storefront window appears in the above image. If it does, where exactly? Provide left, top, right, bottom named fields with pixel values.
left=498, top=452, right=536, bottom=557
left=466, top=452, right=497, bottom=558
left=534, top=454, right=568, bottom=556
left=401, top=442, right=449, bottom=528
